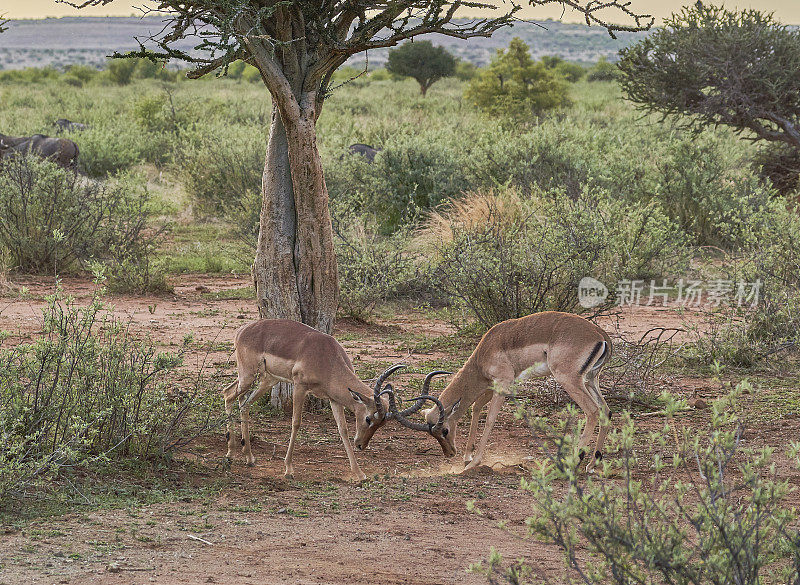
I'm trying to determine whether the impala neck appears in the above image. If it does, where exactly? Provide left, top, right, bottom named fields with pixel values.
left=437, top=358, right=485, bottom=422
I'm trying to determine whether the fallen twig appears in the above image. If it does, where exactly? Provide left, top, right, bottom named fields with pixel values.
left=188, top=534, right=213, bottom=545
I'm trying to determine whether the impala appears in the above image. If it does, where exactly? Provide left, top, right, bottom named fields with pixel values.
left=221, top=319, right=407, bottom=480
left=383, top=312, right=613, bottom=472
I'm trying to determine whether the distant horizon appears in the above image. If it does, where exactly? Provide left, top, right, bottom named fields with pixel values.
left=3, top=1, right=800, bottom=24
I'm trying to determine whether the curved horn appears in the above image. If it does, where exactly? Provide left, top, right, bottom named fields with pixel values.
left=399, top=370, right=452, bottom=417
left=373, top=364, right=406, bottom=418
left=385, top=384, right=446, bottom=434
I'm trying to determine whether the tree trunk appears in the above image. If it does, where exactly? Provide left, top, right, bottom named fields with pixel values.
left=252, top=95, right=338, bottom=408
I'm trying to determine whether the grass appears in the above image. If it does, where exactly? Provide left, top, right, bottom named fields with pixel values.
left=0, top=459, right=233, bottom=528
left=158, top=223, right=251, bottom=275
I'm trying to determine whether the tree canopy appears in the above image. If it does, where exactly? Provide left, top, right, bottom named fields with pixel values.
left=387, top=41, right=456, bottom=96
left=619, top=3, right=800, bottom=149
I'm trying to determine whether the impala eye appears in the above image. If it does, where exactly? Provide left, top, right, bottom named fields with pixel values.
left=442, top=428, right=449, bottom=437
left=366, top=416, right=372, bottom=425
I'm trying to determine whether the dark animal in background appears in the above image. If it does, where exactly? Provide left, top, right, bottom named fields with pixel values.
left=0, top=133, right=80, bottom=170
left=53, top=119, right=89, bottom=134
left=348, top=143, right=381, bottom=163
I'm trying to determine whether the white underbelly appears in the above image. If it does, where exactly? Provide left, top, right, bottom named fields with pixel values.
left=516, top=361, right=550, bottom=380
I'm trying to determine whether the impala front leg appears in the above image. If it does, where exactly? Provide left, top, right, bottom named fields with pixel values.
left=464, top=390, right=493, bottom=465
left=331, top=402, right=367, bottom=482
left=464, top=389, right=507, bottom=472
left=240, top=374, right=278, bottom=467
left=284, top=384, right=308, bottom=479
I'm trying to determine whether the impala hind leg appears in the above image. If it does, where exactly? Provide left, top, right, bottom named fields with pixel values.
left=554, top=372, right=602, bottom=472
left=222, top=380, right=239, bottom=459
left=284, top=383, right=309, bottom=479
left=464, top=390, right=493, bottom=466
left=239, top=374, right=278, bottom=466
left=585, top=372, right=610, bottom=471
left=330, top=402, right=366, bottom=482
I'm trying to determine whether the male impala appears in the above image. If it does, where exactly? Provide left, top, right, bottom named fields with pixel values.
left=384, top=312, right=613, bottom=472
left=221, top=319, right=405, bottom=481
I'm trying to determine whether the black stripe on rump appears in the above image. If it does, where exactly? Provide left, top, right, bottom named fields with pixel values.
left=579, top=341, right=603, bottom=375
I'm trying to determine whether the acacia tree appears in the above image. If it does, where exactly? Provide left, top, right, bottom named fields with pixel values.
left=387, top=40, right=456, bottom=96
left=619, top=4, right=800, bottom=149
left=67, top=1, right=650, bottom=404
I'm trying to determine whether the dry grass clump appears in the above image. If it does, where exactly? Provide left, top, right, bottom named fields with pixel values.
left=414, top=189, right=530, bottom=250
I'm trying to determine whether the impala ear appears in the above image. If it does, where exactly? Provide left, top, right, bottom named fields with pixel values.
left=349, top=388, right=366, bottom=405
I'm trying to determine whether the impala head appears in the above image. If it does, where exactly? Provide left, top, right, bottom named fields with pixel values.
left=422, top=399, right=461, bottom=457
left=351, top=364, right=405, bottom=451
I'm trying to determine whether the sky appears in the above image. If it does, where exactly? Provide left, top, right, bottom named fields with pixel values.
left=3, top=0, right=800, bottom=23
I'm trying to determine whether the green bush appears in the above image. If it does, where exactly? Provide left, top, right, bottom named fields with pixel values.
left=242, top=64, right=262, bottom=83
left=77, top=125, right=150, bottom=176
left=368, top=68, right=394, bottom=82
left=475, top=384, right=800, bottom=585
left=0, top=157, right=164, bottom=276
left=180, top=129, right=264, bottom=216
left=0, top=67, right=60, bottom=84
left=587, top=56, right=621, bottom=81
left=691, top=204, right=800, bottom=367
left=421, top=189, right=686, bottom=328
left=465, top=38, right=570, bottom=120
left=454, top=59, right=478, bottom=81
left=65, top=64, right=98, bottom=84
left=0, top=291, right=214, bottom=505
left=326, top=134, right=473, bottom=233
left=333, top=207, right=416, bottom=321
left=134, top=57, right=175, bottom=81
left=553, top=61, right=586, bottom=82
left=62, top=75, right=83, bottom=88
left=107, top=58, right=138, bottom=85
left=650, top=137, right=783, bottom=248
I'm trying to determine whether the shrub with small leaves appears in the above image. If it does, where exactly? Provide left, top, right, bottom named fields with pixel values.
left=473, top=383, right=800, bottom=585
left=0, top=156, right=165, bottom=277
left=586, top=56, right=620, bottom=82
left=421, top=189, right=687, bottom=328
left=0, top=289, right=217, bottom=506
left=333, top=205, right=416, bottom=321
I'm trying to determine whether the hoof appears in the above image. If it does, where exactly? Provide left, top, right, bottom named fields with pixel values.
left=246, top=458, right=256, bottom=467
left=284, top=470, right=294, bottom=479
left=464, top=459, right=481, bottom=472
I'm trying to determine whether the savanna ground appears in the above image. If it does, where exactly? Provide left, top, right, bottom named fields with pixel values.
left=1, top=60, right=800, bottom=584
left=2, top=274, right=799, bottom=585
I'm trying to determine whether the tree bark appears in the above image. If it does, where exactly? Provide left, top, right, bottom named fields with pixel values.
left=252, top=94, right=338, bottom=408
